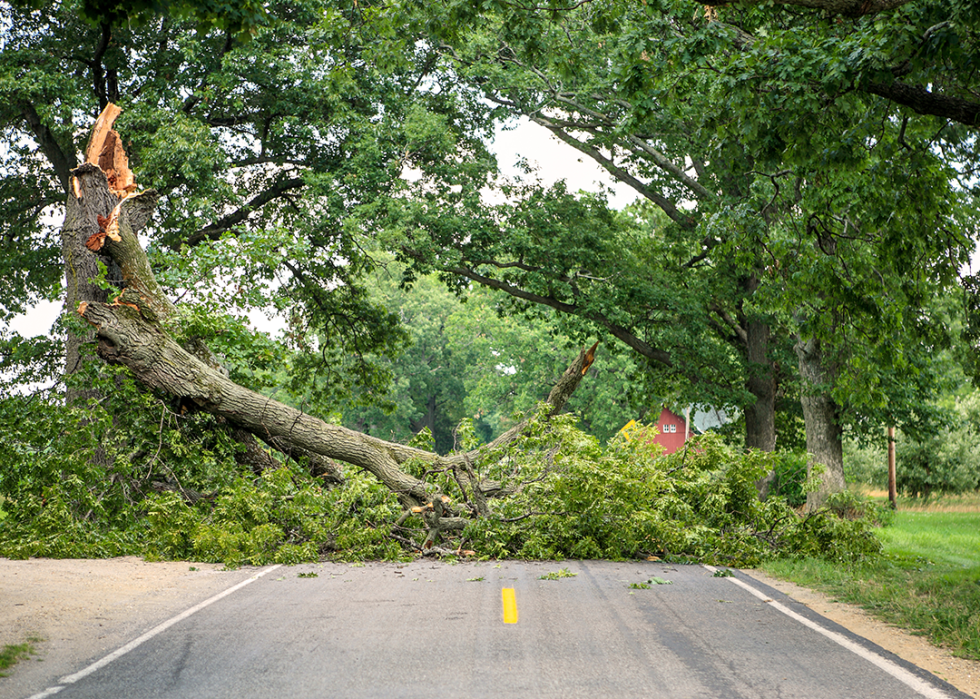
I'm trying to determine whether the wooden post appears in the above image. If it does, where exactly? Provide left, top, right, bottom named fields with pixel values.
left=887, top=426, right=897, bottom=510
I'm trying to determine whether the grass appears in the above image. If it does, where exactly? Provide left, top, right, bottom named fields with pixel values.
left=762, top=492, right=980, bottom=661
left=0, top=638, right=41, bottom=677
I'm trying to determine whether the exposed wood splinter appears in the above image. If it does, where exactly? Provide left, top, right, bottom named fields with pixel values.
left=581, top=340, right=599, bottom=375
left=85, top=103, right=137, bottom=199
left=85, top=202, right=122, bottom=251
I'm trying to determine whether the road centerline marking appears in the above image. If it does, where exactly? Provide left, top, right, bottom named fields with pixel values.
left=502, top=587, right=518, bottom=624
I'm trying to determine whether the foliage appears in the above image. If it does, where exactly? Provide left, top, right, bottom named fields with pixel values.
left=285, top=257, right=645, bottom=450
left=396, top=0, right=978, bottom=462
left=1, top=0, right=496, bottom=397
left=539, top=567, right=576, bottom=580
left=844, top=387, right=980, bottom=497
left=0, top=380, right=882, bottom=566
left=2, top=0, right=971, bottom=566
left=0, top=638, right=40, bottom=677
left=765, top=449, right=811, bottom=508
left=455, top=414, right=881, bottom=566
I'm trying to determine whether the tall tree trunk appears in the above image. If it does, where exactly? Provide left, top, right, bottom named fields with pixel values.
left=745, top=318, right=778, bottom=497
left=744, top=320, right=777, bottom=451
left=795, top=336, right=845, bottom=510
left=739, top=272, right=778, bottom=498
left=61, top=159, right=117, bottom=397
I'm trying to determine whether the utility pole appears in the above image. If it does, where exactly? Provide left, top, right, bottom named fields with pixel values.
left=887, top=426, right=897, bottom=510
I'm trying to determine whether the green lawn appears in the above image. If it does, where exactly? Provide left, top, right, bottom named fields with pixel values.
left=762, top=500, right=980, bottom=661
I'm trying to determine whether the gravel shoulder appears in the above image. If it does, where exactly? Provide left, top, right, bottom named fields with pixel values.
left=1, top=558, right=977, bottom=699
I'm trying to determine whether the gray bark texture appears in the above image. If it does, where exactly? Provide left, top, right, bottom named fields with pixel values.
left=62, top=163, right=119, bottom=394
left=794, top=337, right=845, bottom=510
left=746, top=319, right=778, bottom=498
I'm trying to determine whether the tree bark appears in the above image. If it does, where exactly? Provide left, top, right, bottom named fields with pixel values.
left=62, top=163, right=121, bottom=398
left=745, top=318, right=778, bottom=497
left=744, top=320, right=776, bottom=451
left=866, top=81, right=980, bottom=127
left=794, top=336, right=845, bottom=510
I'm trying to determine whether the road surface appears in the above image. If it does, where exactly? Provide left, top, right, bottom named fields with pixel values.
left=15, top=560, right=970, bottom=699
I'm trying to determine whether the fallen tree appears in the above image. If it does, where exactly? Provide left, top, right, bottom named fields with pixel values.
left=70, top=105, right=597, bottom=554
left=0, top=105, right=888, bottom=566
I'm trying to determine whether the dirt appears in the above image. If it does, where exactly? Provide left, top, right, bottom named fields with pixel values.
left=0, top=558, right=977, bottom=698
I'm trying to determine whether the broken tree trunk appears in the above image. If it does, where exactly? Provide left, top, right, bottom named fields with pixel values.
left=72, top=104, right=594, bottom=516
left=66, top=104, right=340, bottom=481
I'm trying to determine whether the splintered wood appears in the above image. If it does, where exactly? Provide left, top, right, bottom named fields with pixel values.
left=81, top=103, right=137, bottom=251
left=85, top=103, right=137, bottom=198
left=85, top=203, right=123, bottom=251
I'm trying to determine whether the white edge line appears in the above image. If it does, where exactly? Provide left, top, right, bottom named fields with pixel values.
left=50, top=564, right=282, bottom=687
left=25, top=687, right=65, bottom=699
left=703, top=565, right=955, bottom=699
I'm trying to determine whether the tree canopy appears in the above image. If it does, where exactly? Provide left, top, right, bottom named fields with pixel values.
left=1, top=0, right=975, bottom=561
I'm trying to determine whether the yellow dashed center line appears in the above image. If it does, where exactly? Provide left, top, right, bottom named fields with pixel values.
left=502, top=587, right=518, bottom=624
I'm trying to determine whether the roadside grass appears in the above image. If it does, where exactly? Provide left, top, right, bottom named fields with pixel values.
left=762, top=492, right=980, bottom=661
left=0, top=638, right=41, bottom=677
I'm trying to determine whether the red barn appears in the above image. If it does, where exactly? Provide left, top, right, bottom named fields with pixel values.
left=652, top=407, right=688, bottom=454
left=620, top=406, right=729, bottom=455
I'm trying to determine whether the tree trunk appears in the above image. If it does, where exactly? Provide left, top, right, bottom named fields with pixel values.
left=744, top=319, right=777, bottom=452
left=794, top=336, right=845, bottom=510
left=739, top=271, right=778, bottom=498
left=409, top=394, right=438, bottom=436
left=61, top=164, right=118, bottom=396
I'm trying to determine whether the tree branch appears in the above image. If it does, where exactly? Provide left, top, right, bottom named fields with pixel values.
left=701, top=0, right=914, bottom=15
left=445, top=264, right=675, bottom=368
left=181, top=176, right=306, bottom=247
left=21, top=102, right=76, bottom=194
left=527, top=115, right=697, bottom=229
left=866, top=80, right=980, bottom=127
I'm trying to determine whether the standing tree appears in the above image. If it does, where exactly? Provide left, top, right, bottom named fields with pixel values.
left=392, top=0, right=976, bottom=506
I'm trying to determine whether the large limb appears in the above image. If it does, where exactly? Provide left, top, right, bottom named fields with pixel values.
left=78, top=291, right=596, bottom=499
left=73, top=106, right=595, bottom=515
left=78, top=299, right=433, bottom=501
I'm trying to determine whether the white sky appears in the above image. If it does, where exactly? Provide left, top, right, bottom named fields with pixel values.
left=4, top=118, right=638, bottom=339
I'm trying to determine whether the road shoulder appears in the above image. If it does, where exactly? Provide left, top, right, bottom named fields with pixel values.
left=0, top=557, right=258, bottom=698
left=742, top=569, right=979, bottom=699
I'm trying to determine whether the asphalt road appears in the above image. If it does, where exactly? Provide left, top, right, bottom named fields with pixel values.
left=19, top=561, right=970, bottom=699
